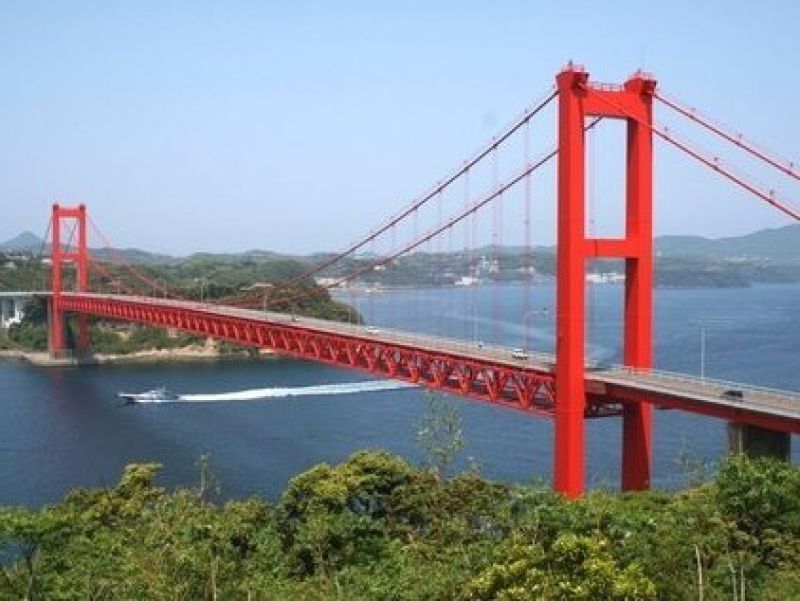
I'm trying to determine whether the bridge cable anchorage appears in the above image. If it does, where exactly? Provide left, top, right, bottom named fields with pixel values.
left=587, top=91, right=800, bottom=222
left=655, top=91, right=800, bottom=182
left=282, top=87, right=559, bottom=288
left=86, top=216, right=189, bottom=299
left=265, top=117, right=604, bottom=310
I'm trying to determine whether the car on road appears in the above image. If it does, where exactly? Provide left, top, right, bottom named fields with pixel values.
left=721, top=389, right=744, bottom=401
left=511, top=348, right=528, bottom=360
left=365, top=326, right=379, bottom=334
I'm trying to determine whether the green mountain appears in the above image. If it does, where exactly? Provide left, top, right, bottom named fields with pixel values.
left=656, top=224, right=800, bottom=263
left=0, top=231, right=45, bottom=251
left=4, top=223, right=799, bottom=264
left=89, top=247, right=176, bottom=265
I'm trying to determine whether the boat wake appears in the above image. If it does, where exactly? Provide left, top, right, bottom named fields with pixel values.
left=130, top=380, right=416, bottom=404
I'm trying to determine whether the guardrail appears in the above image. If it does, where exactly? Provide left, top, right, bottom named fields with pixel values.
left=605, top=364, right=800, bottom=403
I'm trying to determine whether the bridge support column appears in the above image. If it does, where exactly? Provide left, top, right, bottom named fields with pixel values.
left=728, top=422, right=791, bottom=460
left=555, top=68, right=588, bottom=498
left=46, top=297, right=64, bottom=356
left=555, top=65, right=656, bottom=496
left=48, top=203, right=90, bottom=357
left=49, top=205, right=65, bottom=356
left=620, top=75, right=655, bottom=492
left=76, top=205, right=90, bottom=354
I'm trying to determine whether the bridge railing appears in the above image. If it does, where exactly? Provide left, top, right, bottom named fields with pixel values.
left=605, top=364, right=800, bottom=403
left=71, top=293, right=800, bottom=403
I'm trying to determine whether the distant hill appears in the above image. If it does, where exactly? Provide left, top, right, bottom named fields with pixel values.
left=181, top=250, right=298, bottom=265
left=0, top=231, right=44, bottom=251
left=89, top=247, right=176, bottom=265
left=3, top=223, right=799, bottom=264
left=655, top=224, right=800, bottom=263
left=0, top=231, right=175, bottom=264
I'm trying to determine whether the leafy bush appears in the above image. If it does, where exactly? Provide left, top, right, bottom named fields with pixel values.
left=1, top=453, right=799, bottom=599
left=7, top=322, right=47, bottom=350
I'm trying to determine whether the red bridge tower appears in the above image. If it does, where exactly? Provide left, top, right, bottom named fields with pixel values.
left=49, top=203, right=90, bottom=356
left=555, top=65, right=657, bottom=497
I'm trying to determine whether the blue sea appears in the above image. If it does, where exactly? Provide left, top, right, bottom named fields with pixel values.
left=1, top=282, right=798, bottom=506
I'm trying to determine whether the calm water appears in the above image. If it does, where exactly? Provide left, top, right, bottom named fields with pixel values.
left=1, top=283, right=798, bottom=506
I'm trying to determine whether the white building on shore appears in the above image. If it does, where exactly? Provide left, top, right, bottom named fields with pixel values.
left=0, top=292, right=34, bottom=328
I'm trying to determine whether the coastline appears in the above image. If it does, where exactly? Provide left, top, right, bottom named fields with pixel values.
left=0, top=347, right=277, bottom=367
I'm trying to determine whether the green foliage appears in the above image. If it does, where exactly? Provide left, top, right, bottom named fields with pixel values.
left=1, top=453, right=799, bottom=599
left=85, top=324, right=203, bottom=355
left=3, top=299, right=205, bottom=355
left=416, top=391, right=465, bottom=480
left=6, top=321, right=47, bottom=350
left=714, top=456, right=800, bottom=567
left=1, top=254, right=358, bottom=354
left=20, top=299, right=46, bottom=324
left=0, top=258, right=48, bottom=292
left=464, top=533, right=656, bottom=600
left=277, top=450, right=413, bottom=576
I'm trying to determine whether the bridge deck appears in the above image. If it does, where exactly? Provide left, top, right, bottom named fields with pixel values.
left=58, top=293, right=800, bottom=433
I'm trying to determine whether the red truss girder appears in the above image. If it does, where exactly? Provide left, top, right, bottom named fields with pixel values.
left=59, top=294, right=570, bottom=416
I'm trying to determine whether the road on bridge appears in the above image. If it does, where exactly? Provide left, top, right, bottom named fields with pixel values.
left=57, top=292, right=800, bottom=435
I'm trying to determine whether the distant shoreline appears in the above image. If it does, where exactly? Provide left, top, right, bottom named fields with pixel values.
left=0, top=347, right=276, bottom=367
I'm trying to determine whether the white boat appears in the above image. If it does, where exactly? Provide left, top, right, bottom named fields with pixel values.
left=118, top=387, right=180, bottom=403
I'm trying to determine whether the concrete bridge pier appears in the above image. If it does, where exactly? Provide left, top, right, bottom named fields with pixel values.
left=728, top=422, right=791, bottom=460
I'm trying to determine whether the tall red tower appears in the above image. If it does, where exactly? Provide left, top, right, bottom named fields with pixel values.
left=555, top=65, right=656, bottom=497
left=49, top=203, right=89, bottom=356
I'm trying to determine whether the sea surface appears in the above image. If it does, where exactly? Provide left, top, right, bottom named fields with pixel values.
left=1, top=283, right=799, bottom=506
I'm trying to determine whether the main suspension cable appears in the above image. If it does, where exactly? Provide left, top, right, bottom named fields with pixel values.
left=32, top=217, right=52, bottom=291
left=87, top=258, right=143, bottom=297
left=283, top=87, right=559, bottom=286
left=87, top=216, right=187, bottom=299
left=655, top=91, right=800, bottom=182
left=260, top=118, right=604, bottom=310
left=589, top=90, right=800, bottom=222
left=271, top=120, right=604, bottom=308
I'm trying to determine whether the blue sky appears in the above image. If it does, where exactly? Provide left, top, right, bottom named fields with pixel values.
left=1, top=1, right=798, bottom=254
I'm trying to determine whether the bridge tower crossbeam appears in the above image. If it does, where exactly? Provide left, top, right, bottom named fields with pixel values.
left=555, top=65, right=657, bottom=497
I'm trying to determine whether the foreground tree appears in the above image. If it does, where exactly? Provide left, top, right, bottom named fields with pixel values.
left=1, top=453, right=799, bottom=599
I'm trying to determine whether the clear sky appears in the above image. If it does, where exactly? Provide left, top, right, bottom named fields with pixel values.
left=1, top=1, right=798, bottom=255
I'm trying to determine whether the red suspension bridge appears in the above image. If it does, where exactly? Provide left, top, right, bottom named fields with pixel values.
left=37, top=65, right=800, bottom=497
